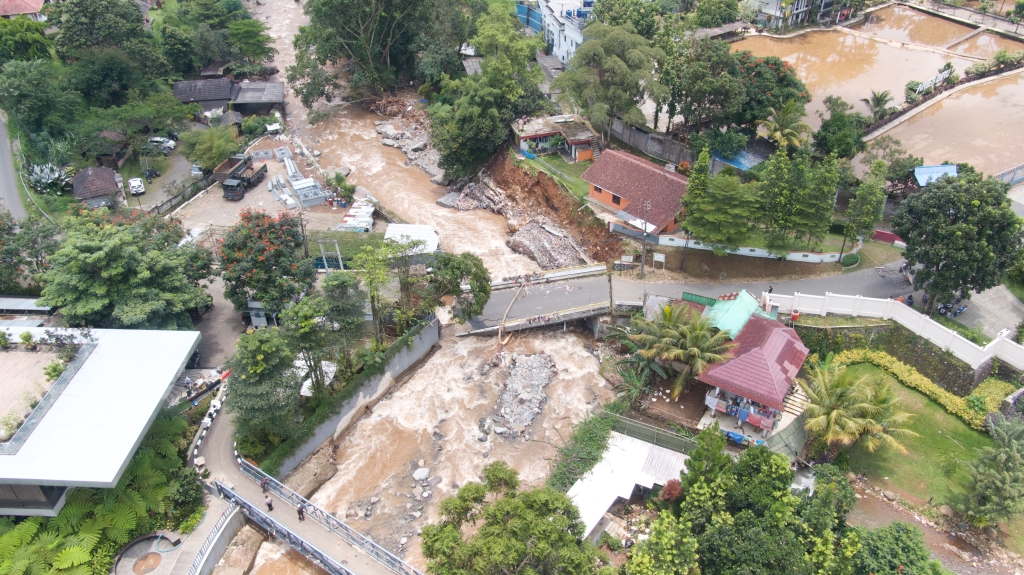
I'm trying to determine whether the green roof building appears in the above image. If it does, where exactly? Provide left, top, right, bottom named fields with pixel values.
left=701, top=289, right=775, bottom=339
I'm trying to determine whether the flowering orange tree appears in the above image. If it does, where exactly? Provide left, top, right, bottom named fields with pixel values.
left=220, top=209, right=314, bottom=314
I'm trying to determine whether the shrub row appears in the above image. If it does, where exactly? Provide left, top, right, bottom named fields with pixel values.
left=259, top=321, right=432, bottom=475
left=547, top=400, right=626, bottom=492
left=835, top=349, right=1014, bottom=430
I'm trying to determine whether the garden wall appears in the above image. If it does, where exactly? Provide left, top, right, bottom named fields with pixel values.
left=771, top=291, right=1024, bottom=373
left=795, top=322, right=988, bottom=396
left=271, top=318, right=441, bottom=477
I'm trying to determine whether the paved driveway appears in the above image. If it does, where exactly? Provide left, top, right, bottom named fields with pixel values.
left=956, top=285, right=1024, bottom=338
left=193, top=277, right=242, bottom=369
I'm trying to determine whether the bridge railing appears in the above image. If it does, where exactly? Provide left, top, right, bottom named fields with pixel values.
left=238, top=458, right=424, bottom=575
left=186, top=503, right=238, bottom=575
left=215, top=482, right=355, bottom=575
left=995, top=162, right=1024, bottom=186
left=500, top=301, right=610, bottom=331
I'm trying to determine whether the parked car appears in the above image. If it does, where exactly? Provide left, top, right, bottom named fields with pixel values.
left=128, top=178, right=145, bottom=196
left=191, top=164, right=203, bottom=177
left=149, top=136, right=176, bottom=150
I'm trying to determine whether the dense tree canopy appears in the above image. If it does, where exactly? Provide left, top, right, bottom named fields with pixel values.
left=219, top=209, right=315, bottom=315
left=52, top=0, right=146, bottom=59
left=422, top=462, right=612, bottom=575
left=37, top=209, right=214, bottom=330
left=0, top=17, right=53, bottom=66
left=813, top=96, right=868, bottom=159
left=656, top=37, right=744, bottom=133
left=591, top=0, right=660, bottom=39
left=965, top=414, right=1024, bottom=525
left=682, top=148, right=758, bottom=252
left=226, top=327, right=300, bottom=445
left=0, top=60, right=81, bottom=135
left=179, top=125, right=241, bottom=170
left=554, top=24, right=666, bottom=143
left=730, top=51, right=810, bottom=128
left=892, top=170, right=1023, bottom=307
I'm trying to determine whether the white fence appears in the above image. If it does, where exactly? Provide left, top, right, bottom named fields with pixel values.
left=656, top=235, right=862, bottom=264
left=768, top=292, right=1024, bottom=370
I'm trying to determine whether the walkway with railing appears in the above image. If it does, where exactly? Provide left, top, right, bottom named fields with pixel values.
left=236, top=459, right=423, bottom=575
left=996, top=162, right=1024, bottom=186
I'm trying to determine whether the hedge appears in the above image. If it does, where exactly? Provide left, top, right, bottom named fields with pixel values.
left=547, top=400, right=626, bottom=492
left=834, top=349, right=1015, bottom=431
left=259, top=320, right=432, bottom=475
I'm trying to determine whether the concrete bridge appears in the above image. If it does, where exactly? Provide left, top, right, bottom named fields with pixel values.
left=466, top=270, right=641, bottom=335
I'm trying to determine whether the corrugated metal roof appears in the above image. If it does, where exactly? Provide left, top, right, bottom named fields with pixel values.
left=702, top=289, right=767, bottom=339
left=0, top=297, right=49, bottom=313
left=567, top=432, right=688, bottom=537
left=915, top=165, right=958, bottom=186
left=0, top=319, right=45, bottom=327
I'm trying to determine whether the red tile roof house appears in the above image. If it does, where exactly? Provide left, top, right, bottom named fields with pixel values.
left=0, top=0, right=46, bottom=21
left=696, top=315, right=810, bottom=452
left=581, top=149, right=688, bottom=235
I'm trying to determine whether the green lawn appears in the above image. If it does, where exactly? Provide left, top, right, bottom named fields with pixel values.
left=306, top=230, right=385, bottom=262
left=854, top=240, right=905, bottom=270
left=526, top=154, right=593, bottom=199
left=795, top=315, right=891, bottom=328
left=846, top=364, right=991, bottom=506
left=146, top=0, right=179, bottom=42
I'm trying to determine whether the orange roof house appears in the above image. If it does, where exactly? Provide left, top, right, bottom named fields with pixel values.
left=0, top=0, right=46, bottom=20
left=581, top=149, right=688, bottom=234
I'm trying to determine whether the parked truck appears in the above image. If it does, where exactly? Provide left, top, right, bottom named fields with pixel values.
left=213, top=154, right=252, bottom=182
left=222, top=163, right=268, bottom=200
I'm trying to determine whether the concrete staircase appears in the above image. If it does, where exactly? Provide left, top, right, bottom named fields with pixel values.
left=589, top=137, right=601, bottom=160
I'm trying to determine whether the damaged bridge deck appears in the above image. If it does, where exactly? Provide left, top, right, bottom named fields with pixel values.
left=465, top=271, right=641, bottom=335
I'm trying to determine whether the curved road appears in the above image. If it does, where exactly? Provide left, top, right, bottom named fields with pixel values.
left=0, top=119, right=27, bottom=220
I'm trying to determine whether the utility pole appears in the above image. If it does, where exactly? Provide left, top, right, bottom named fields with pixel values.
left=639, top=200, right=651, bottom=280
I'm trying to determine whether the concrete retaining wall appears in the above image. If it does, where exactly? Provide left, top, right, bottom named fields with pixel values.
left=274, top=319, right=441, bottom=477
left=189, top=506, right=245, bottom=575
left=769, top=291, right=1024, bottom=370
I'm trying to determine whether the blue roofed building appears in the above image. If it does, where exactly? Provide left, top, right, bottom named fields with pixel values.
left=914, top=165, right=958, bottom=187
left=702, top=290, right=776, bottom=339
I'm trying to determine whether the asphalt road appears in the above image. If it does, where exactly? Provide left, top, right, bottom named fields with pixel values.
left=0, top=119, right=26, bottom=219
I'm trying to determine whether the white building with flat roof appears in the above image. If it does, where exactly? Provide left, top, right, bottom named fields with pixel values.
left=0, top=327, right=200, bottom=516
left=539, top=0, right=594, bottom=64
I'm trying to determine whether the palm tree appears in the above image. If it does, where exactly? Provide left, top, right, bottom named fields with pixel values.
left=756, top=99, right=812, bottom=150
left=860, top=89, right=894, bottom=123
left=629, top=304, right=733, bottom=399
left=860, top=382, right=918, bottom=453
left=799, top=363, right=917, bottom=454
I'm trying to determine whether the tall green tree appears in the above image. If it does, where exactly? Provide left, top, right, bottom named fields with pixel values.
left=964, top=414, right=1024, bottom=525
left=792, top=153, right=839, bottom=248
left=291, top=0, right=424, bottom=95
left=161, top=26, right=196, bottom=74
left=279, top=272, right=367, bottom=402
left=351, top=239, right=402, bottom=344
left=853, top=522, right=951, bottom=575
left=0, top=17, right=53, bottom=66
left=681, top=422, right=733, bottom=491
left=431, top=252, right=492, bottom=321
left=842, top=159, right=887, bottom=251
left=682, top=148, right=757, bottom=252
left=226, top=327, right=300, bottom=443
left=591, top=0, right=660, bottom=39
left=625, top=511, right=700, bottom=575
left=757, top=149, right=794, bottom=243
left=892, top=169, right=1023, bottom=308
left=37, top=209, right=214, bottom=330
left=695, top=0, right=739, bottom=28
left=99, top=92, right=196, bottom=163
left=227, top=19, right=278, bottom=63
left=813, top=96, right=867, bottom=159
left=656, top=36, right=745, bottom=133
left=421, top=462, right=609, bottom=575
left=219, top=209, right=315, bottom=315
left=860, top=135, right=923, bottom=186
left=179, top=125, right=240, bottom=170
left=52, top=0, right=146, bottom=59
left=414, top=0, right=476, bottom=85
left=730, top=51, right=810, bottom=128
left=553, top=24, right=666, bottom=144
left=0, top=60, right=81, bottom=135
left=65, top=48, right=151, bottom=108
left=0, top=209, right=21, bottom=292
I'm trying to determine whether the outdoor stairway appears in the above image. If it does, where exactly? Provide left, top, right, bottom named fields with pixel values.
left=166, top=369, right=207, bottom=407
left=782, top=384, right=809, bottom=419
left=589, top=137, right=601, bottom=160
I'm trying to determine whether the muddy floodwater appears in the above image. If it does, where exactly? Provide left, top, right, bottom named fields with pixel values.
left=309, top=330, right=614, bottom=569
left=853, top=5, right=974, bottom=48
left=308, top=108, right=540, bottom=279
left=882, top=72, right=1024, bottom=175
left=951, top=32, right=1024, bottom=57
left=732, top=33, right=972, bottom=125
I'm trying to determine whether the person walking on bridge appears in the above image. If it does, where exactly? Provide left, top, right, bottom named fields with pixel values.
left=297, top=504, right=305, bottom=521
left=265, top=495, right=274, bottom=512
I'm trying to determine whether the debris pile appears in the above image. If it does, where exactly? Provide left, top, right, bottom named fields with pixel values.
left=489, top=353, right=556, bottom=435
left=507, top=216, right=588, bottom=269
left=369, top=97, right=408, bottom=116
left=373, top=119, right=445, bottom=183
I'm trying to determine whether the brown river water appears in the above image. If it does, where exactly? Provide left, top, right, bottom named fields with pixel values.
left=228, top=1, right=1023, bottom=573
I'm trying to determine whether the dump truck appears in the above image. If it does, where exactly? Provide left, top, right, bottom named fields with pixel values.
left=213, top=154, right=252, bottom=182
left=221, top=163, right=268, bottom=200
